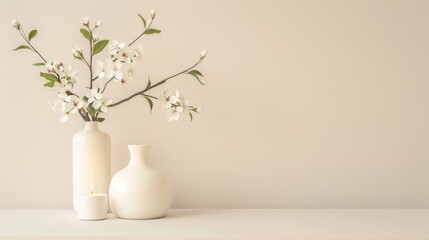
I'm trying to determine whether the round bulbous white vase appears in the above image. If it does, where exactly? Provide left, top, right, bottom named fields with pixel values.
left=73, top=122, right=111, bottom=212
left=109, top=144, right=171, bottom=219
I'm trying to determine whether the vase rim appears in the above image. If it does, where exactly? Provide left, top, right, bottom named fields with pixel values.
left=128, top=144, right=150, bottom=147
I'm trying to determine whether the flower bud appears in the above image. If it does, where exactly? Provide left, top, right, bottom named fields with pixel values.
left=146, top=18, right=153, bottom=27
left=71, top=47, right=83, bottom=59
left=200, top=49, right=207, bottom=58
left=81, top=16, right=89, bottom=26
left=96, top=20, right=103, bottom=27
left=195, top=107, right=203, bottom=113
left=12, top=19, right=20, bottom=29
left=150, top=9, right=156, bottom=18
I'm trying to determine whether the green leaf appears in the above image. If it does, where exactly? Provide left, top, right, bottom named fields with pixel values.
left=138, top=14, right=147, bottom=28
left=145, top=28, right=161, bottom=35
left=187, top=71, right=205, bottom=85
left=13, top=45, right=31, bottom=51
left=145, top=76, right=151, bottom=89
left=43, top=81, right=55, bottom=88
left=87, top=104, right=97, bottom=116
left=40, top=72, right=58, bottom=82
left=80, top=28, right=91, bottom=40
left=97, top=118, right=105, bottom=123
left=83, top=96, right=89, bottom=102
left=93, top=40, right=109, bottom=55
left=28, top=30, right=37, bottom=41
left=188, top=70, right=203, bottom=77
left=144, top=96, right=153, bottom=112
left=189, top=112, right=193, bottom=121
left=33, top=62, right=45, bottom=66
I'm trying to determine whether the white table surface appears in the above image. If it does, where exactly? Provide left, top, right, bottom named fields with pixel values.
left=0, top=209, right=428, bottom=239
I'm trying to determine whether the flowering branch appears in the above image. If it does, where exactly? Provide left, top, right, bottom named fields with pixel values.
left=12, top=10, right=206, bottom=123
left=108, top=53, right=205, bottom=108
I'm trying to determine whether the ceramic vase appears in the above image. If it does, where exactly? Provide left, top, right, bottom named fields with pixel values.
left=73, top=122, right=111, bottom=212
left=109, top=144, right=171, bottom=219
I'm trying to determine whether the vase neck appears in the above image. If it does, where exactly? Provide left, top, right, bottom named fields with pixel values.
left=128, top=145, right=150, bottom=167
left=84, top=121, right=99, bottom=130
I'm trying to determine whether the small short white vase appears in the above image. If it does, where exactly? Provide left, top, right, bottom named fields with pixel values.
left=109, top=145, right=171, bottom=219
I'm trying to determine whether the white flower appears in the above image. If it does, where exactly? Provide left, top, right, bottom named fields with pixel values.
left=162, top=90, right=180, bottom=109
left=150, top=9, right=156, bottom=18
left=53, top=81, right=71, bottom=100
left=195, top=107, right=203, bottom=113
left=200, top=49, right=207, bottom=58
left=46, top=61, right=76, bottom=84
left=86, top=88, right=111, bottom=112
left=117, top=48, right=134, bottom=63
left=60, top=114, right=69, bottom=123
left=88, top=88, right=103, bottom=106
left=52, top=98, right=66, bottom=113
left=67, top=95, right=84, bottom=114
left=106, top=60, right=122, bottom=80
left=95, top=60, right=107, bottom=79
left=53, top=95, right=83, bottom=123
left=93, top=33, right=102, bottom=42
left=71, top=46, right=83, bottom=59
left=120, top=69, right=134, bottom=85
left=107, top=40, right=126, bottom=55
left=95, top=59, right=122, bottom=80
left=82, top=16, right=89, bottom=26
left=12, top=19, right=20, bottom=28
left=98, top=98, right=112, bottom=113
left=166, top=106, right=183, bottom=121
left=133, top=45, right=144, bottom=61
left=95, top=20, right=103, bottom=27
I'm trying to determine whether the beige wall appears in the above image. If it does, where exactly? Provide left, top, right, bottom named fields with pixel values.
left=1, top=0, right=428, bottom=208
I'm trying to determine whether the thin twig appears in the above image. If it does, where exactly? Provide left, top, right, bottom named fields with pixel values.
left=128, top=17, right=154, bottom=47
left=101, top=77, right=115, bottom=94
left=19, top=26, right=47, bottom=63
left=89, top=28, right=94, bottom=89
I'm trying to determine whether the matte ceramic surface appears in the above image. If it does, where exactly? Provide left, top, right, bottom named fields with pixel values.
left=73, top=122, right=111, bottom=212
left=109, top=145, right=171, bottom=219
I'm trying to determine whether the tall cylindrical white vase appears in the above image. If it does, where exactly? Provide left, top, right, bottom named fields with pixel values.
left=73, top=122, right=111, bottom=212
left=109, top=145, right=171, bottom=219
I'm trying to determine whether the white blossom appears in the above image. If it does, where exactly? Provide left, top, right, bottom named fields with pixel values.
left=12, top=19, right=20, bottom=28
left=119, top=68, right=134, bottom=85
left=107, top=60, right=123, bottom=80
left=200, top=49, right=207, bottom=58
left=161, top=89, right=201, bottom=121
left=52, top=95, right=83, bottom=123
left=150, top=9, right=156, bottom=18
left=107, top=40, right=126, bottom=55
left=88, top=88, right=103, bottom=106
left=99, top=98, right=112, bottom=113
left=71, top=46, right=83, bottom=59
left=82, top=16, right=89, bottom=26
left=166, top=106, right=183, bottom=121
left=95, top=20, right=103, bottom=27
left=161, top=90, right=180, bottom=109
left=94, top=60, right=107, bottom=79
left=133, top=45, right=144, bottom=62
left=93, top=33, right=102, bottom=42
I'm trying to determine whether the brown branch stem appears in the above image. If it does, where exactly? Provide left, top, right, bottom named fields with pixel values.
left=108, top=58, right=203, bottom=108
